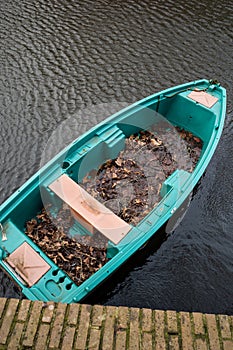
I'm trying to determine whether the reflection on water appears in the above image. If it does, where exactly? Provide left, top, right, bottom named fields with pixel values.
left=0, top=0, right=233, bottom=314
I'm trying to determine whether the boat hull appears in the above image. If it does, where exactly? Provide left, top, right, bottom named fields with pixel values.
left=0, top=79, right=226, bottom=303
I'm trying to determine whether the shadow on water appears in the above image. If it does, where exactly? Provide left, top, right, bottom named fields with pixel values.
left=83, top=223, right=169, bottom=306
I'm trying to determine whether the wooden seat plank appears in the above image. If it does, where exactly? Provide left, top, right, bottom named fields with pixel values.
left=49, top=174, right=131, bottom=245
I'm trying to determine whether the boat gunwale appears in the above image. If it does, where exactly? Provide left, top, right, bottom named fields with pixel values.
left=0, top=79, right=226, bottom=303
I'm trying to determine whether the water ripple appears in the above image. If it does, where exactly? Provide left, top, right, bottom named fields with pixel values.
left=0, top=0, right=233, bottom=313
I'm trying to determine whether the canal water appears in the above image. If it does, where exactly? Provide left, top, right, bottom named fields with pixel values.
left=1, top=0, right=233, bottom=314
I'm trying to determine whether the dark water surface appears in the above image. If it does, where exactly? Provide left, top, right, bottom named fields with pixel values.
left=1, top=0, right=233, bottom=314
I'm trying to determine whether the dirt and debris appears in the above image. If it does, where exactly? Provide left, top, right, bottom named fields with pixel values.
left=25, top=206, right=108, bottom=286
left=81, top=127, right=203, bottom=225
left=25, top=127, right=202, bottom=286
left=176, top=126, right=202, bottom=166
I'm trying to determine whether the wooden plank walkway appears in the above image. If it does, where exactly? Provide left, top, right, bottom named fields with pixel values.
left=0, top=297, right=232, bottom=349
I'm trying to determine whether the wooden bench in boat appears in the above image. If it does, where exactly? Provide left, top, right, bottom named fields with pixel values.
left=48, top=174, right=132, bottom=245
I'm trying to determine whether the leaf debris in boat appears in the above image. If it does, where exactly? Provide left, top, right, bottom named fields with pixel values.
left=81, top=128, right=202, bottom=226
left=25, top=206, right=108, bottom=286
left=24, top=127, right=202, bottom=286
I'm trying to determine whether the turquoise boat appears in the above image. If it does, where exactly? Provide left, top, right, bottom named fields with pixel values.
left=0, top=79, right=226, bottom=303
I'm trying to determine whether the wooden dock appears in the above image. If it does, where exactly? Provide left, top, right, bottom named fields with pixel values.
left=0, top=297, right=232, bottom=349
